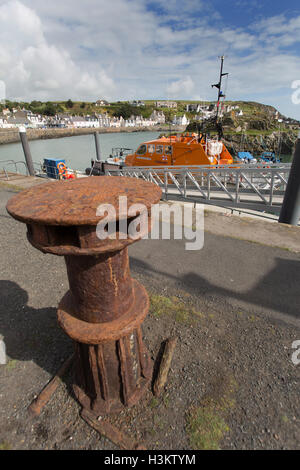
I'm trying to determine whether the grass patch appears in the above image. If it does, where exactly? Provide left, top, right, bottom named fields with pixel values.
left=186, top=377, right=237, bottom=450
left=163, top=393, right=170, bottom=408
left=187, top=406, right=229, bottom=450
left=0, top=442, right=11, bottom=450
left=149, top=294, right=203, bottom=325
left=6, top=360, right=17, bottom=370
left=248, top=315, right=257, bottom=322
left=149, top=397, right=160, bottom=409
left=0, top=181, right=23, bottom=192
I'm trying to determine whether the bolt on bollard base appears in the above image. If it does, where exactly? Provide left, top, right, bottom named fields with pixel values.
left=6, top=176, right=162, bottom=415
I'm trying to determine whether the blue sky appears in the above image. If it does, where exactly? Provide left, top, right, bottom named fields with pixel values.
left=0, top=0, right=300, bottom=118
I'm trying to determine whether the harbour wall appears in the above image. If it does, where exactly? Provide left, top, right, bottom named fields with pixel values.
left=0, top=125, right=185, bottom=145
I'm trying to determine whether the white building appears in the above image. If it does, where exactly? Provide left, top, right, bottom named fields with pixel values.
left=27, top=112, right=47, bottom=128
left=172, top=114, right=189, bottom=126
left=156, top=101, right=177, bottom=109
left=98, top=114, right=111, bottom=127
left=95, top=99, right=110, bottom=107
left=130, top=100, right=145, bottom=107
left=68, top=116, right=100, bottom=128
left=150, top=110, right=165, bottom=124
left=110, top=117, right=122, bottom=128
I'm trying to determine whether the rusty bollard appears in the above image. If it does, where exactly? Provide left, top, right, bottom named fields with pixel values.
left=6, top=176, right=162, bottom=414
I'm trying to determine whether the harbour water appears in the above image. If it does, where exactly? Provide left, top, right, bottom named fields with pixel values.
left=0, top=130, right=292, bottom=173
left=0, top=131, right=161, bottom=172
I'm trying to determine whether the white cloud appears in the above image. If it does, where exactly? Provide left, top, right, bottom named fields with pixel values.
left=0, top=0, right=116, bottom=100
left=167, top=76, right=195, bottom=97
left=0, top=0, right=299, bottom=119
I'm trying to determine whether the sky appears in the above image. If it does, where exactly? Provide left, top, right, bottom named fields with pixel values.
left=0, top=0, right=300, bottom=119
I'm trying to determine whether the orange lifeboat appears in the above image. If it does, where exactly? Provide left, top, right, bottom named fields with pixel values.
left=125, top=132, right=233, bottom=167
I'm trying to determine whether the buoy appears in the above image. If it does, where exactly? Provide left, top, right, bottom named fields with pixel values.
left=57, top=162, right=67, bottom=179
left=57, top=162, right=74, bottom=179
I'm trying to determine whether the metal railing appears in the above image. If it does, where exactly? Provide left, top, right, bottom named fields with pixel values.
left=0, top=160, right=87, bottom=181
left=104, top=163, right=292, bottom=215
left=0, top=160, right=29, bottom=180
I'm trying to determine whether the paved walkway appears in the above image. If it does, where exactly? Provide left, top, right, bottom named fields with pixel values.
left=0, top=187, right=299, bottom=450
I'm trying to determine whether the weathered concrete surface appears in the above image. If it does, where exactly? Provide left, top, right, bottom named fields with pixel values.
left=0, top=187, right=299, bottom=450
left=0, top=175, right=48, bottom=191
left=157, top=201, right=300, bottom=253
left=203, top=209, right=300, bottom=253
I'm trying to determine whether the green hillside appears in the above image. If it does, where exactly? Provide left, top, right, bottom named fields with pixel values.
left=1, top=99, right=299, bottom=135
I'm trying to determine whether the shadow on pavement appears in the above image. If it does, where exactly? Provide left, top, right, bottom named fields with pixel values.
left=0, top=280, right=73, bottom=377
left=131, top=256, right=300, bottom=320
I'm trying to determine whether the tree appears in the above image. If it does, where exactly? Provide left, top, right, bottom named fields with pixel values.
left=163, top=109, right=174, bottom=123
left=113, top=103, right=140, bottom=120
left=66, top=99, right=74, bottom=109
left=44, top=102, right=56, bottom=116
left=30, top=100, right=42, bottom=109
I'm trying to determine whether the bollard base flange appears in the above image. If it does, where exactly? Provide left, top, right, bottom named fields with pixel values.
left=58, top=280, right=153, bottom=414
left=74, top=355, right=152, bottom=415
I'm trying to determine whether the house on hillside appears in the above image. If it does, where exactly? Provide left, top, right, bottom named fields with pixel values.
left=150, top=110, right=166, bottom=124
left=155, top=101, right=177, bottom=109
left=172, top=114, right=189, bottom=126
left=186, top=103, right=201, bottom=113
left=130, top=100, right=145, bottom=107
left=95, top=99, right=110, bottom=107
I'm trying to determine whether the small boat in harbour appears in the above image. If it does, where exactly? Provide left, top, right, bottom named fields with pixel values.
left=258, top=151, right=281, bottom=164
left=105, top=147, right=133, bottom=166
left=236, top=151, right=258, bottom=164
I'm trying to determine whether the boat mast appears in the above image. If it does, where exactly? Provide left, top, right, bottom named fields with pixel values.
left=212, top=56, right=229, bottom=123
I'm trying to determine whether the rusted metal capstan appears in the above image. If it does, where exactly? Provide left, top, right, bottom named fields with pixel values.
left=7, top=176, right=162, bottom=414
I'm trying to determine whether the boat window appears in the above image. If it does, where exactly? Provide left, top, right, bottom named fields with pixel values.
left=165, top=145, right=172, bottom=155
left=148, top=144, right=155, bottom=154
left=156, top=145, right=163, bottom=154
left=136, top=144, right=147, bottom=155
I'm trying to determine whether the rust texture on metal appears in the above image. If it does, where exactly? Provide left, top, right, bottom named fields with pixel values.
left=153, top=337, right=177, bottom=397
left=6, top=176, right=161, bottom=226
left=7, top=176, right=162, bottom=415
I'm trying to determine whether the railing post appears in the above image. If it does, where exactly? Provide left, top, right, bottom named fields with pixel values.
left=94, top=132, right=101, bottom=161
left=19, top=127, right=35, bottom=176
left=269, top=171, right=274, bottom=206
left=279, top=133, right=300, bottom=225
left=164, top=170, right=168, bottom=200
left=235, top=171, right=240, bottom=203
